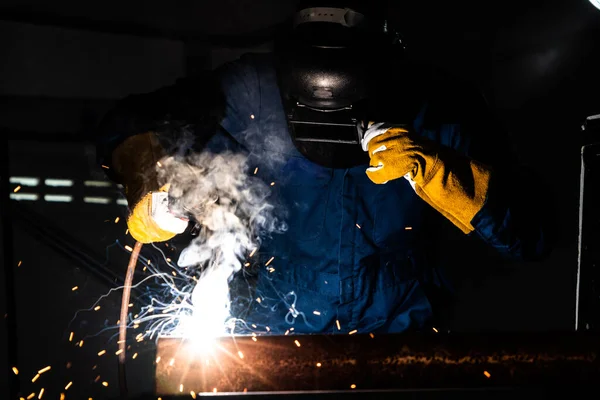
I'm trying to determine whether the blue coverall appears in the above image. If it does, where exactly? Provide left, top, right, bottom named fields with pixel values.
left=98, top=53, right=551, bottom=335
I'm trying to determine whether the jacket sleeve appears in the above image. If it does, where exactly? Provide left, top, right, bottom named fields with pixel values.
left=95, top=71, right=225, bottom=184
left=457, top=88, right=554, bottom=262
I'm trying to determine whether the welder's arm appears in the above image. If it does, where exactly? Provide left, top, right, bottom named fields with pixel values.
left=96, top=73, right=225, bottom=243
left=362, top=123, right=553, bottom=262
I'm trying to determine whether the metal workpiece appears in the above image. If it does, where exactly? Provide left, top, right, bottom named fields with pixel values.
left=155, top=332, right=600, bottom=395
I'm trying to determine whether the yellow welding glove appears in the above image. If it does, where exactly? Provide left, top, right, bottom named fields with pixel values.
left=361, top=123, right=491, bottom=234
left=112, top=132, right=188, bottom=243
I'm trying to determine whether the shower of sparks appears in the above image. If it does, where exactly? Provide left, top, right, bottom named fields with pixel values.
left=12, top=367, right=18, bottom=375
left=38, top=366, right=51, bottom=374
left=484, top=371, right=491, bottom=378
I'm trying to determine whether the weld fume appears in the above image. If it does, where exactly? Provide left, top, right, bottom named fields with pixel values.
left=157, top=151, right=286, bottom=338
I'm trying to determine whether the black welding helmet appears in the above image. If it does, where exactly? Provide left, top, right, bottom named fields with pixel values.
left=275, top=1, right=407, bottom=168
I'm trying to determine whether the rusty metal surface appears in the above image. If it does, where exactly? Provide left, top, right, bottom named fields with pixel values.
left=155, top=333, right=600, bottom=395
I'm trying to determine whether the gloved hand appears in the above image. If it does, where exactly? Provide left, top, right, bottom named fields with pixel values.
left=361, top=122, right=492, bottom=234
left=112, top=132, right=188, bottom=243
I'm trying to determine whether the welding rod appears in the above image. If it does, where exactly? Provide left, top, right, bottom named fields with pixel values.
left=156, top=332, right=600, bottom=394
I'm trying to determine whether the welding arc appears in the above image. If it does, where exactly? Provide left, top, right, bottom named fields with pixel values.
left=118, top=241, right=143, bottom=399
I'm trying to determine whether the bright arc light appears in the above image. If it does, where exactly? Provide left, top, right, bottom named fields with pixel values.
left=591, top=0, right=600, bottom=10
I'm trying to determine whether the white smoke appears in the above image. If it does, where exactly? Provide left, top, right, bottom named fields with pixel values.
left=157, top=151, right=286, bottom=339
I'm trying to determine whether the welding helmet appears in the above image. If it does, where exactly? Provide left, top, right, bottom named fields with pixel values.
left=275, top=1, right=407, bottom=168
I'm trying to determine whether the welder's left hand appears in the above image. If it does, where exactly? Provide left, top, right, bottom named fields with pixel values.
left=361, top=123, right=492, bottom=234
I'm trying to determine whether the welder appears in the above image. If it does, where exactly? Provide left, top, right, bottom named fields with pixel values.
left=97, top=1, right=552, bottom=334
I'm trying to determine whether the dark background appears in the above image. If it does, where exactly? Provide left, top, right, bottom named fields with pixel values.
left=1, top=0, right=600, bottom=398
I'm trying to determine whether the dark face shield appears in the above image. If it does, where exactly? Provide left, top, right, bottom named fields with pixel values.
left=276, top=6, right=407, bottom=168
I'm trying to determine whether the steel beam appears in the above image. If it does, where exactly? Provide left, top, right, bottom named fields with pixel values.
left=155, top=332, right=600, bottom=395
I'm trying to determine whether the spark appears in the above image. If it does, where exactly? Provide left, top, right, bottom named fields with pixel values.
left=249, top=248, right=257, bottom=257
left=190, top=391, right=197, bottom=399
left=484, top=371, right=491, bottom=378
left=268, top=267, right=275, bottom=273
left=71, top=286, right=78, bottom=291
left=336, top=320, right=341, bottom=330
left=94, top=306, right=101, bottom=311
left=115, top=349, right=123, bottom=355
left=114, top=217, right=120, bottom=223
left=66, top=362, right=72, bottom=369
left=156, top=356, right=162, bottom=363
left=101, top=165, right=109, bottom=169
left=38, top=366, right=51, bottom=374
left=94, top=376, right=100, bottom=383
left=213, top=388, right=217, bottom=393
left=244, top=262, right=250, bottom=267
left=169, top=358, right=175, bottom=366
left=356, top=223, right=361, bottom=229
left=69, top=332, right=73, bottom=341
left=65, top=382, right=72, bottom=390
left=157, top=161, right=162, bottom=167
left=38, top=388, right=44, bottom=399
left=350, top=384, right=356, bottom=389
left=27, top=394, right=35, bottom=400
left=290, top=327, right=294, bottom=331
left=252, top=337, right=257, bottom=342
left=125, top=245, right=133, bottom=252
left=179, top=384, right=183, bottom=392
left=102, top=382, right=108, bottom=387
left=14, top=185, right=22, bottom=193
left=171, top=271, right=177, bottom=277
left=294, top=340, right=301, bottom=347
left=256, top=298, right=261, bottom=303
left=12, top=366, right=18, bottom=375
left=369, top=333, right=375, bottom=338
left=60, top=394, right=65, bottom=400
left=128, top=303, right=133, bottom=307
left=270, top=182, right=275, bottom=186
left=285, top=330, right=289, bottom=335
left=17, top=260, right=22, bottom=267
left=349, top=329, right=357, bottom=335
left=78, top=340, right=84, bottom=347
left=132, top=353, right=138, bottom=359
left=265, top=256, right=275, bottom=266
left=313, top=310, right=321, bottom=315
left=433, top=327, right=438, bottom=333
left=316, top=362, right=322, bottom=367
left=250, top=114, right=255, bottom=119
left=405, top=226, right=413, bottom=230
left=32, top=374, right=40, bottom=383
left=97, top=350, right=106, bottom=356
left=252, top=324, right=257, bottom=328
left=238, top=351, right=244, bottom=359
left=266, top=326, right=270, bottom=331
left=126, top=229, right=129, bottom=235
left=253, top=167, right=258, bottom=174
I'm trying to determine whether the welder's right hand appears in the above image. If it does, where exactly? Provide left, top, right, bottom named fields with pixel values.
left=112, top=132, right=188, bottom=243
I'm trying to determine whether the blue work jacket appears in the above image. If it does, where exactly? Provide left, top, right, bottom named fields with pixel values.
left=98, top=53, right=551, bottom=335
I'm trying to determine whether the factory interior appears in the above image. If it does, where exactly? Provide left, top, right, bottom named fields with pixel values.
left=1, top=0, right=600, bottom=398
